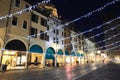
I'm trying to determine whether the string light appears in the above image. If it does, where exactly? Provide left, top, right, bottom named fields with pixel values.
left=106, top=44, right=120, bottom=51
left=88, top=24, right=120, bottom=39
left=98, top=41, right=120, bottom=49
left=96, top=33, right=120, bottom=44
left=0, top=0, right=118, bottom=36
left=65, top=32, right=120, bottom=47
left=0, top=0, right=50, bottom=20
left=1, top=0, right=120, bottom=54
left=58, top=16, right=120, bottom=42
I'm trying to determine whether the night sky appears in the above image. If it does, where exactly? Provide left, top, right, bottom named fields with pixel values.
left=32, top=0, right=120, bottom=47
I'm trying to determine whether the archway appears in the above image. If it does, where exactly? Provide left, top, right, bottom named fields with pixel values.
left=5, top=40, right=26, bottom=51
left=30, top=45, right=43, bottom=53
left=29, top=45, right=43, bottom=67
left=4, top=40, right=26, bottom=67
left=46, top=47, right=55, bottom=66
left=46, top=47, right=55, bottom=60
left=57, top=49, right=63, bottom=55
left=65, top=50, right=69, bottom=56
left=71, top=52, right=76, bottom=56
left=57, top=49, right=64, bottom=66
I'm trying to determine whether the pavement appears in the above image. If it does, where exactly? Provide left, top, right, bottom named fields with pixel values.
left=0, top=63, right=120, bottom=80
left=75, top=62, right=120, bottom=80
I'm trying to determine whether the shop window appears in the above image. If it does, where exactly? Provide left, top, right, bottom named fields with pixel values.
left=31, top=13, right=38, bottom=23
left=23, top=20, right=27, bottom=29
left=12, top=16, right=18, bottom=26
left=30, top=27, right=37, bottom=38
left=34, top=57, right=38, bottom=62
left=15, top=0, right=20, bottom=8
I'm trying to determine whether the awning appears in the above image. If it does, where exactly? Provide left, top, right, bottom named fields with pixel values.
left=30, top=45, right=43, bottom=53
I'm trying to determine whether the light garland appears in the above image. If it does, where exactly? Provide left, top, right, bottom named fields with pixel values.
left=59, top=16, right=120, bottom=42
left=96, top=33, right=120, bottom=44
left=26, top=0, right=119, bottom=38
left=106, top=44, right=120, bottom=51
left=0, top=0, right=50, bottom=20
left=64, top=24, right=120, bottom=46
left=98, top=40, right=120, bottom=49
left=88, top=24, right=120, bottom=39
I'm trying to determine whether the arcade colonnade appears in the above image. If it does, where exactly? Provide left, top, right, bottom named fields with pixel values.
left=0, top=39, right=84, bottom=70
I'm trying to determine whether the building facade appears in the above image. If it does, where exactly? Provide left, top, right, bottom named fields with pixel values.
left=0, top=0, right=102, bottom=70
left=0, top=0, right=65, bottom=70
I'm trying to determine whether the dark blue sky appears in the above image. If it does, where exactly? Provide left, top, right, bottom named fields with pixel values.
left=33, top=0, right=120, bottom=47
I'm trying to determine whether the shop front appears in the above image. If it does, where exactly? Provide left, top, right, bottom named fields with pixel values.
left=57, top=55, right=64, bottom=66
left=1, top=50, right=26, bottom=70
left=45, top=47, right=55, bottom=67
left=77, top=53, right=84, bottom=64
left=29, top=45, right=44, bottom=68
left=28, top=53, right=43, bottom=68
left=65, top=50, right=71, bottom=65
left=71, top=52, right=78, bottom=65
left=57, top=49, right=64, bottom=66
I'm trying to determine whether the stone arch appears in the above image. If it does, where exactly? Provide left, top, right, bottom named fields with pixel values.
left=5, top=39, right=26, bottom=51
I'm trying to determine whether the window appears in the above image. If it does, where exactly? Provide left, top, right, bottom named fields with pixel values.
left=56, top=38, right=59, bottom=44
left=40, top=31, right=44, bottom=40
left=25, top=4, right=29, bottom=12
left=15, top=0, right=20, bottom=7
left=53, top=29, right=55, bottom=33
left=41, top=18, right=47, bottom=26
left=64, top=33, right=66, bottom=37
left=46, top=35, right=49, bottom=41
left=47, top=25, right=49, bottom=30
left=12, top=16, right=17, bottom=26
left=62, top=40, right=64, bottom=45
left=30, top=27, right=37, bottom=38
left=53, top=37, right=56, bottom=43
left=23, top=20, right=27, bottom=29
left=45, top=33, right=49, bottom=41
left=31, top=13, right=38, bottom=23
left=56, top=29, right=59, bottom=34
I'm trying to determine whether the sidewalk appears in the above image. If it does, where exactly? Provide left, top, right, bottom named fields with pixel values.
left=0, top=66, right=53, bottom=73
left=76, top=62, right=120, bottom=80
